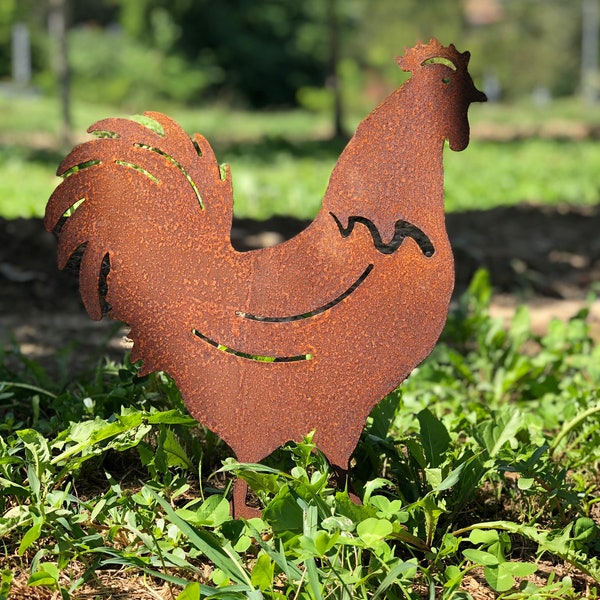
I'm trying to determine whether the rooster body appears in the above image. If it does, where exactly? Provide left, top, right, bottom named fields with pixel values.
left=46, top=39, right=485, bottom=517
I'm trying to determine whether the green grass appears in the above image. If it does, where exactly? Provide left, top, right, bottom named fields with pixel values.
left=1, top=95, right=599, bottom=220
left=0, top=270, right=598, bottom=598
left=444, top=138, right=600, bottom=211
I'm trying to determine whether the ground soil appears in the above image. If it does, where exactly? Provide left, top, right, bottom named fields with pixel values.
left=2, top=203, right=600, bottom=371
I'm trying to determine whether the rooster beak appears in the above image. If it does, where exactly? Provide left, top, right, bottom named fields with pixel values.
left=472, top=88, right=487, bottom=103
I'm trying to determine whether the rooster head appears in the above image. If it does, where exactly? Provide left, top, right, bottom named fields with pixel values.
left=397, top=38, right=487, bottom=151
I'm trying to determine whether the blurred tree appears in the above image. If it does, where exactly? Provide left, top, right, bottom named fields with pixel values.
left=116, top=0, right=366, bottom=111
left=0, top=0, right=45, bottom=81
left=0, top=0, right=591, bottom=109
left=117, top=0, right=332, bottom=107
left=48, top=0, right=72, bottom=145
left=465, top=0, right=581, bottom=100
left=581, top=0, right=600, bottom=103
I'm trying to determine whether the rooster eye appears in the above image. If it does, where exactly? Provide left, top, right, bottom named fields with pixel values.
left=442, top=77, right=451, bottom=84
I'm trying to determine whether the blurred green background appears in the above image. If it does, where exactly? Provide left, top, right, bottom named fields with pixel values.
left=1, top=0, right=599, bottom=220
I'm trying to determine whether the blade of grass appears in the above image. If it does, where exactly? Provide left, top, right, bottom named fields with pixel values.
left=146, top=486, right=255, bottom=589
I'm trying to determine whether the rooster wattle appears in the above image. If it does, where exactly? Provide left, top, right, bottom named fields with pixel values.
left=45, top=39, right=486, bottom=517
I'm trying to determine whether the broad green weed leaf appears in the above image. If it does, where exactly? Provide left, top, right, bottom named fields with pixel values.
left=211, top=568, right=230, bottom=586
left=27, top=562, right=59, bottom=587
left=483, top=564, right=513, bottom=592
left=435, top=461, right=467, bottom=491
left=250, top=553, right=274, bottom=591
left=26, top=464, right=41, bottom=500
left=369, top=495, right=405, bottom=520
left=508, top=304, right=531, bottom=343
left=321, top=515, right=354, bottom=532
left=17, top=430, right=50, bottom=490
left=90, top=498, right=107, bottom=522
left=356, top=517, right=392, bottom=547
left=420, top=494, right=445, bottom=543
left=18, top=515, right=43, bottom=556
left=403, top=436, right=427, bottom=469
left=157, top=428, right=194, bottom=470
left=467, top=269, right=492, bottom=307
left=484, top=561, right=535, bottom=592
left=468, top=529, right=499, bottom=545
left=517, top=477, right=534, bottom=490
left=444, top=564, right=462, bottom=586
left=362, top=478, right=394, bottom=504
left=177, top=495, right=230, bottom=527
left=313, top=530, right=338, bottom=555
left=438, top=533, right=460, bottom=558
left=418, top=408, right=451, bottom=467
left=462, top=548, right=498, bottom=566
left=424, top=468, right=442, bottom=489
left=27, top=571, right=57, bottom=588
left=573, top=517, right=597, bottom=543
left=146, top=410, right=196, bottom=426
left=475, top=410, right=523, bottom=457
left=175, top=582, right=201, bottom=600
left=0, top=569, right=12, bottom=600
left=262, top=485, right=303, bottom=533
left=502, top=561, right=537, bottom=577
left=335, top=491, right=377, bottom=523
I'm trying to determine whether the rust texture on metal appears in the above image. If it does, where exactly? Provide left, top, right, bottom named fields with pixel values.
left=45, top=39, right=486, bottom=518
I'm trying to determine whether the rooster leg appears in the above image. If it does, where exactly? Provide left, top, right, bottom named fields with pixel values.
left=331, top=463, right=361, bottom=505
left=232, top=478, right=262, bottom=520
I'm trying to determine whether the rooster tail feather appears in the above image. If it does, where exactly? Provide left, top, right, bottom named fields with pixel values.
left=78, top=242, right=107, bottom=320
left=54, top=206, right=108, bottom=320
left=54, top=217, right=88, bottom=270
left=44, top=168, right=95, bottom=231
left=57, top=139, right=116, bottom=177
left=46, top=110, right=236, bottom=325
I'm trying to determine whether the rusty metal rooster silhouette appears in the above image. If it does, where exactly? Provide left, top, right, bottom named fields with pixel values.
left=45, top=39, right=486, bottom=518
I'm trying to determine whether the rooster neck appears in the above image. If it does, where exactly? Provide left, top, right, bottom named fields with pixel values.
left=321, top=82, right=447, bottom=246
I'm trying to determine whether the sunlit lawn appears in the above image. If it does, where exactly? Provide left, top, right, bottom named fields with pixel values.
left=1, top=94, right=599, bottom=220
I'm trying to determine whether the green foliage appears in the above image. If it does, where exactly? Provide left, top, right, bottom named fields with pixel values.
left=0, top=0, right=590, bottom=116
left=0, top=270, right=599, bottom=597
left=66, top=26, right=216, bottom=109
left=445, top=136, right=600, bottom=210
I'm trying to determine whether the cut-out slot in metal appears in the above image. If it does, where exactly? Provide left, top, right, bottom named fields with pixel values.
left=134, top=143, right=203, bottom=208
left=331, top=213, right=435, bottom=257
left=114, top=160, right=160, bottom=183
left=61, top=159, right=101, bottom=179
left=236, top=264, right=374, bottom=323
left=192, top=329, right=313, bottom=362
left=422, top=56, right=457, bottom=70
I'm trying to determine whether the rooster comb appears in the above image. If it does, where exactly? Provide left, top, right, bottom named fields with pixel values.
left=396, top=38, right=471, bottom=73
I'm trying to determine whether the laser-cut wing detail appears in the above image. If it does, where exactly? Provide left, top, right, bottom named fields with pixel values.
left=45, top=112, right=233, bottom=319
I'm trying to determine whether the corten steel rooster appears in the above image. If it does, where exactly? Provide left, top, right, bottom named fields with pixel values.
left=45, top=39, right=486, bottom=518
